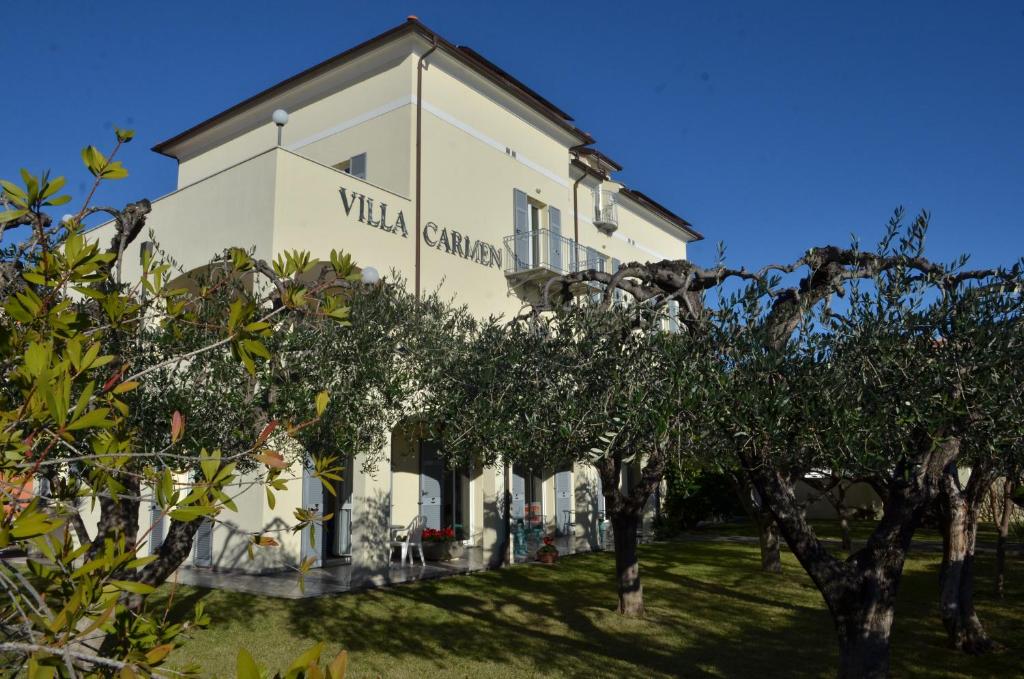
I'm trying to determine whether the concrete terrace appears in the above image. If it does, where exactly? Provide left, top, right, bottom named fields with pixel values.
left=171, top=534, right=583, bottom=599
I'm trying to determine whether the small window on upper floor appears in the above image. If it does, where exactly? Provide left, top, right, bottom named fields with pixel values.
left=333, top=152, right=367, bottom=180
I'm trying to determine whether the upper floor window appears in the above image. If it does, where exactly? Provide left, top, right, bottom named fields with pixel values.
left=512, top=188, right=563, bottom=272
left=333, top=152, right=367, bottom=180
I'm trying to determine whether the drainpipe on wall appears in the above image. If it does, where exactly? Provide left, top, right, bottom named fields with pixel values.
left=415, top=36, right=439, bottom=302
left=571, top=169, right=586, bottom=246
left=568, top=143, right=590, bottom=246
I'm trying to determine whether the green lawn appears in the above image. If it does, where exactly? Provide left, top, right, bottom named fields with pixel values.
left=686, top=519, right=1014, bottom=546
left=161, top=541, right=1024, bottom=678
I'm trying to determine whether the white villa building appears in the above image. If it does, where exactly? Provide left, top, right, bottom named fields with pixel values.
left=90, top=18, right=703, bottom=577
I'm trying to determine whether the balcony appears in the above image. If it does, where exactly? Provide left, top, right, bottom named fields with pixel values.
left=594, top=197, right=619, bottom=234
left=503, top=229, right=597, bottom=300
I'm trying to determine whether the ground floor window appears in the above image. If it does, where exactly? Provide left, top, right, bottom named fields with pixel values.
left=512, top=465, right=543, bottom=524
left=325, top=456, right=354, bottom=559
left=420, top=441, right=468, bottom=536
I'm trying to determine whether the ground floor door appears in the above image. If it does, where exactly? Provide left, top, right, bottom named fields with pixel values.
left=511, top=465, right=543, bottom=522
left=420, top=441, right=444, bottom=529
left=326, top=455, right=354, bottom=559
left=511, top=466, right=526, bottom=521
left=554, top=467, right=572, bottom=535
left=443, top=466, right=470, bottom=539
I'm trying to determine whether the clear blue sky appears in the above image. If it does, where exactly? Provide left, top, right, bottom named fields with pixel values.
left=4, top=1, right=1023, bottom=271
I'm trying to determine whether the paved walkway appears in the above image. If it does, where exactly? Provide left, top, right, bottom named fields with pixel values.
left=174, top=550, right=488, bottom=599
left=172, top=534, right=582, bottom=599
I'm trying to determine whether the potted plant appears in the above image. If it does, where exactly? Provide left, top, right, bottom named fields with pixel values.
left=536, top=535, right=559, bottom=564
left=421, top=527, right=462, bottom=561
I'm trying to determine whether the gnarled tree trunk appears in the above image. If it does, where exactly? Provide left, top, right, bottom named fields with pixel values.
left=733, top=474, right=782, bottom=573
left=610, top=511, right=644, bottom=616
left=68, top=507, right=92, bottom=548
left=937, top=462, right=995, bottom=654
left=832, top=562, right=902, bottom=679
left=126, top=518, right=203, bottom=610
left=744, top=436, right=958, bottom=679
left=995, top=478, right=1016, bottom=598
left=80, top=473, right=206, bottom=611
left=757, top=518, right=783, bottom=573
left=595, top=445, right=667, bottom=618
left=86, top=474, right=141, bottom=561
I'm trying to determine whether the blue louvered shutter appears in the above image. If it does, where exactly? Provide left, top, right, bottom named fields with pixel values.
left=548, top=206, right=562, bottom=272
left=611, top=258, right=624, bottom=305
left=193, top=518, right=213, bottom=567
left=349, top=153, right=367, bottom=179
left=149, top=501, right=164, bottom=555
left=301, top=455, right=323, bottom=567
left=513, top=189, right=530, bottom=271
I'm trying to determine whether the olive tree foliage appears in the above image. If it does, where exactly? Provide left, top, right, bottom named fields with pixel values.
left=0, top=132, right=352, bottom=677
left=271, top=277, right=470, bottom=479
left=713, top=234, right=1022, bottom=676
left=424, top=301, right=711, bottom=616
left=546, top=210, right=1023, bottom=678
left=932, top=304, right=1024, bottom=654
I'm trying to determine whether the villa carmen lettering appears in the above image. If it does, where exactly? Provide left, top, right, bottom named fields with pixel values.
left=339, top=187, right=502, bottom=270
left=339, top=187, right=408, bottom=237
left=423, top=222, right=502, bottom=270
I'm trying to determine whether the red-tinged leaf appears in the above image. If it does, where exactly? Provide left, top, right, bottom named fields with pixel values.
left=255, top=450, right=286, bottom=469
left=102, top=369, right=124, bottom=393
left=256, top=419, right=278, bottom=446
left=171, top=411, right=185, bottom=443
left=253, top=535, right=279, bottom=547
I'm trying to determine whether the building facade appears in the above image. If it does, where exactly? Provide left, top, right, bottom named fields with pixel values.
left=88, top=18, right=702, bottom=575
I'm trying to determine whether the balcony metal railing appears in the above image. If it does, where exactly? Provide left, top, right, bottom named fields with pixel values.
left=503, top=228, right=594, bottom=276
left=594, top=198, right=619, bottom=232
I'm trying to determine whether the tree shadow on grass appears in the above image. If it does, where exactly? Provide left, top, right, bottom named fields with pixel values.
left=177, top=543, right=836, bottom=677
left=160, top=542, right=1024, bottom=678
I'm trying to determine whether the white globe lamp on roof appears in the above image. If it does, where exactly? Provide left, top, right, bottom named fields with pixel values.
left=360, top=266, right=380, bottom=285
left=272, top=109, right=289, bottom=146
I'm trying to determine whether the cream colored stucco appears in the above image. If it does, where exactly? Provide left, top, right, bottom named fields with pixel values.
left=85, top=26, right=698, bottom=574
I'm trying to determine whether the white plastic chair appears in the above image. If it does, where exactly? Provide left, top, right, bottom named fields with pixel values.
left=391, top=515, right=425, bottom=566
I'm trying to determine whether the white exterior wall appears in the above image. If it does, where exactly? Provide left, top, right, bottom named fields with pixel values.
left=82, top=30, right=696, bottom=573
left=176, top=50, right=416, bottom=191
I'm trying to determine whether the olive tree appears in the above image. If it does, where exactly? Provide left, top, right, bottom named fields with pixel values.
left=424, top=302, right=709, bottom=616
left=933, top=303, right=1024, bottom=653
left=546, top=210, right=1023, bottom=677
left=706, top=256, right=1020, bottom=676
left=992, top=462, right=1023, bottom=598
